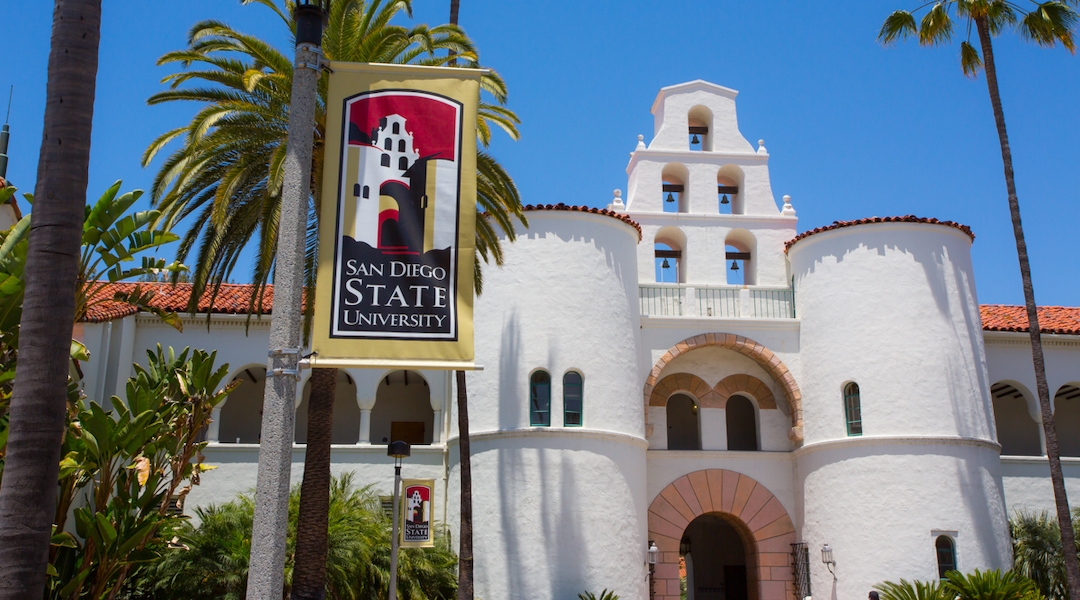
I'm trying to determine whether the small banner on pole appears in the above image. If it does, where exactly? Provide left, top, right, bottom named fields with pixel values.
left=312, top=63, right=480, bottom=370
left=400, top=478, right=435, bottom=548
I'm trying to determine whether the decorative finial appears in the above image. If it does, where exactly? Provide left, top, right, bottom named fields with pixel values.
left=636, top=134, right=646, bottom=150
left=757, top=139, right=767, bottom=154
left=782, top=194, right=796, bottom=216
left=608, top=189, right=625, bottom=212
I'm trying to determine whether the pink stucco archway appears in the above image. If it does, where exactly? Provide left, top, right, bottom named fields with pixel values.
left=648, top=469, right=796, bottom=600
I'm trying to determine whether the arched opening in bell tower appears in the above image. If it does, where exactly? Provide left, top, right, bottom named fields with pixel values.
left=662, top=163, right=689, bottom=213
left=688, top=105, right=713, bottom=152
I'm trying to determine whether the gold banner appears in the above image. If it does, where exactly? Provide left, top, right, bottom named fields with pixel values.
left=312, top=63, right=478, bottom=369
left=400, top=478, right=436, bottom=548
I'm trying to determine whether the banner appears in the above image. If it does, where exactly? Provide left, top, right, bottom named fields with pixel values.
left=400, top=479, right=435, bottom=548
left=312, top=63, right=479, bottom=369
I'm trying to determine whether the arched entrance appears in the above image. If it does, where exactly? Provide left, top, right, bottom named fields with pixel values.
left=649, top=469, right=795, bottom=600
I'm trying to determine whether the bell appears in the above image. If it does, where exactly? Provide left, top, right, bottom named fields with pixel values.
left=666, top=192, right=675, bottom=203
left=661, top=259, right=671, bottom=269
left=691, top=134, right=700, bottom=145
left=721, top=194, right=729, bottom=205
left=730, top=260, right=740, bottom=271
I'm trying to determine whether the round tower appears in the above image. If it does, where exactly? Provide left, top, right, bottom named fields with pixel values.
left=447, top=205, right=648, bottom=600
left=787, top=217, right=1010, bottom=598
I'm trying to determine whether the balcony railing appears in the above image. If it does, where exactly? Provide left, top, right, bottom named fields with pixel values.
left=639, top=284, right=796, bottom=319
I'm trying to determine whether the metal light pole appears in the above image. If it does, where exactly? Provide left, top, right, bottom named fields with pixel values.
left=388, top=440, right=411, bottom=600
left=246, top=2, right=326, bottom=599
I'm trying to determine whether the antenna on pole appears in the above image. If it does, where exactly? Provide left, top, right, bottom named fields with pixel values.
left=0, top=85, right=10, bottom=180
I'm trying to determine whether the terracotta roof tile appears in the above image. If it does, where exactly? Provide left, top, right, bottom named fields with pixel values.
left=82, top=282, right=277, bottom=323
left=82, top=286, right=1080, bottom=337
left=784, top=215, right=975, bottom=252
left=980, top=305, right=1080, bottom=335
left=522, top=203, right=642, bottom=240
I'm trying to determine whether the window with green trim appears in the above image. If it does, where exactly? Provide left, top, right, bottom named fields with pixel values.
left=844, top=382, right=862, bottom=436
left=935, top=535, right=956, bottom=579
left=563, top=372, right=583, bottom=426
left=530, top=371, right=551, bottom=426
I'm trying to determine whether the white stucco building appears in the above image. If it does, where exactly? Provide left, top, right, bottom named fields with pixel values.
left=81, top=81, right=1080, bottom=600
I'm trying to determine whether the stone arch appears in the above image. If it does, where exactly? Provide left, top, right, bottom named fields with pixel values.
left=644, top=334, right=803, bottom=442
left=648, top=469, right=796, bottom=600
left=715, top=374, right=777, bottom=409
left=650, top=373, right=718, bottom=408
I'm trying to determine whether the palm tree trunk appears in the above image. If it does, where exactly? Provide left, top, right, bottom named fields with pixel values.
left=0, top=1, right=101, bottom=597
left=291, top=368, right=337, bottom=600
left=456, top=369, right=473, bottom=600
left=975, top=16, right=1080, bottom=598
left=450, top=0, right=460, bottom=25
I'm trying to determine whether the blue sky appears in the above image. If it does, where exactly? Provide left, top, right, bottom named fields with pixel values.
left=3, top=1, right=1078, bottom=306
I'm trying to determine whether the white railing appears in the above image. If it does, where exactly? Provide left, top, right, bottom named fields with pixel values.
left=639, top=284, right=796, bottom=319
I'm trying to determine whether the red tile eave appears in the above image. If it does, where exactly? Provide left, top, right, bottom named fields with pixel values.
left=980, top=304, right=1080, bottom=336
left=522, top=203, right=643, bottom=240
left=784, top=215, right=975, bottom=252
left=82, top=287, right=1080, bottom=337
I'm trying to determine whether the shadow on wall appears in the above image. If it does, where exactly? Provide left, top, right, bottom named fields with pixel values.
left=521, top=217, right=633, bottom=301
left=495, top=440, right=634, bottom=597
left=794, top=232, right=992, bottom=440
left=497, top=309, right=523, bottom=431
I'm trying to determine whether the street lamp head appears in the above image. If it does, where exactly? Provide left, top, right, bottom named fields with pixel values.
left=294, top=0, right=329, bottom=47
left=821, top=543, right=835, bottom=566
left=647, top=541, right=659, bottom=565
left=388, top=440, right=411, bottom=459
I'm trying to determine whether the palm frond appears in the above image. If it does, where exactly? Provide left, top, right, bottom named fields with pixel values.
left=880, top=10, right=919, bottom=44
left=961, top=40, right=984, bottom=75
left=1019, top=1, right=1079, bottom=51
left=919, top=3, right=956, bottom=45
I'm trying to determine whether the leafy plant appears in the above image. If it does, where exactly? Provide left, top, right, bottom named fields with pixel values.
left=942, top=569, right=1042, bottom=600
left=1011, top=510, right=1080, bottom=600
left=876, top=578, right=951, bottom=600
left=579, top=590, right=620, bottom=600
left=46, top=346, right=235, bottom=599
left=126, top=473, right=458, bottom=600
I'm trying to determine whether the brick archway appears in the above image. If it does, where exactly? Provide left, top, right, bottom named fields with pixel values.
left=644, top=334, right=803, bottom=442
left=649, top=373, right=777, bottom=410
left=648, top=469, right=796, bottom=600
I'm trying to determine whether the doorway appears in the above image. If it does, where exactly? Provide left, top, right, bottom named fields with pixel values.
left=681, top=513, right=749, bottom=600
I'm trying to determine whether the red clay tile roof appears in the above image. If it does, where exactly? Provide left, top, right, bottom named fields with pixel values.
left=84, top=284, right=1080, bottom=336
left=784, top=215, right=975, bottom=252
left=980, top=305, right=1080, bottom=335
left=82, top=282, right=276, bottom=323
left=522, top=203, right=642, bottom=240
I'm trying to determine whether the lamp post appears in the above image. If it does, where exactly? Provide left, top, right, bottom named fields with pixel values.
left=646, top=540, right=659, bottom=599
left=246, top=2, right=326, bottom=599
left=388, top=440, right=411, bottom=600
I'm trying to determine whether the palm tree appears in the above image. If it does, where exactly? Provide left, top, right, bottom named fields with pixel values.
left=0, top=1, right=102, bottom=597
left=880, top=2, right=1080, bottom=596
left=1010, top=511, right=1077, bottom=599
left=144, top=1, right=523, bottom=596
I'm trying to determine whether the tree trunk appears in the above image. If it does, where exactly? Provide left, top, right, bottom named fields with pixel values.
left=291, top=368, right=337, bottom=600
left=0, top=1, right=101, bottom=597
left=456, top=369, right=473, bottom=600
left=975, top=16, right=1080, bottom=598
left=450, top=0, right=460, bottom=25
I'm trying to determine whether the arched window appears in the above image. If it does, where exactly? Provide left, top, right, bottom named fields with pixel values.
left=530, top=371, right=551, bottom=426
left=392, top=122, right=400, bottom=134
left=398, top=139, right=406, bottom=152
left=992, top=382, right=1041, bottom=456
left=563, top=372, right=583, bottom=426
left=370, top=370, right=433, bottom=445
left=362, top=185, right=370, bottom=199
left=380, top=154, right=390, bottom=167
left=220, top=367, right=266, bottom=444
left=726, top=394, right=758, bottom=451
left=1055, top=385, right=1080, bottom=457
left=935, top=536, right=956, bottom=579
left=844, top=383, right=862, bottom=436
left=398, top=156, right=409, bottom=171
left=384, top=137, right=393, bottom=150
left=667, top=394, right=700, bottom=450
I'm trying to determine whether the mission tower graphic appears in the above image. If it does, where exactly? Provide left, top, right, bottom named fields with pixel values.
left=330, top=90, right=463, bottom=340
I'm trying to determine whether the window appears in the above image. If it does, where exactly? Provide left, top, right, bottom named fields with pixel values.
left=935, top=536, right=956, bottom=579
left=384, top=137, right=393, bottom=150
left=844, top=382, right=862, bottom=436
left=564, top=372, right=583, bottom=426
left=398, top=139, right=406, bottom=152
left=381, top=154, right=390, bottom=167
left=392, top=122, right=400, bottom=134
left=530, top=371, right=551, bottom=426
left=398, top=156, right=409, bottom=171
left=667, top=394, right=701, bottom=450
left=726, top=394, right=758, bottom=451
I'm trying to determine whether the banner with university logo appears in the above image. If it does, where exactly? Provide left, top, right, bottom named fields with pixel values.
left=400, top=479, right=435, bottom=548
left=312, top=63, right=479, bottom=369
